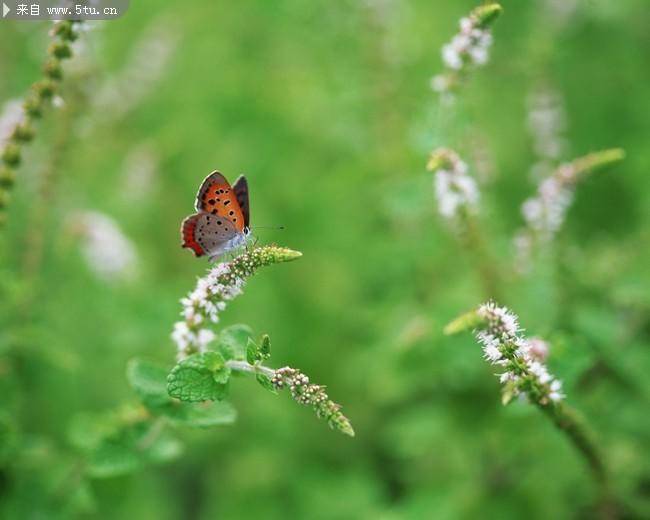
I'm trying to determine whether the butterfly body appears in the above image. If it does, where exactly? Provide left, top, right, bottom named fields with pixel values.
left=181, top=171, right=251, bottom=261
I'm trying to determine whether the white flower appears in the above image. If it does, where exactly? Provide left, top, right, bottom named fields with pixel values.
left=477, top=332, right=502, bottom=362
left=459, top=17, right=473, bottom=32
left=172, top=260, right=248, bottom=357
left=431, top=149, right=479, bottom=221
left=442, top=44, right=462, bottom=69
left=93, top=17, right=179, bottom=122
left=430, top=74, right=449, bottom=93
left=72, top=211, right=138, bottom=282
left=478, top=302, right=519, bottom=338
left=475, top=302, right=564, bottom=403
left=196, top=328, right=216, bottom=352
left=528, top=360, right=552, bottom=384
left=52, top=96, right=65, bottom=109
left=171, top=321, right=192, bottom=353
left=549, top=379, right=564, bottom=401
left=433, top=10, right=495, bottom=95
left=514, top=85, right=572, bottom=263
left=521, top=170, right=574, bottom=239
left=499, top=371, right=517, bottom=384
left=528, top=337, right=549, bottom=361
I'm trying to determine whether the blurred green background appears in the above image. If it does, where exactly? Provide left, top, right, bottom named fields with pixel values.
left=1, top=0, right=650, bottom=517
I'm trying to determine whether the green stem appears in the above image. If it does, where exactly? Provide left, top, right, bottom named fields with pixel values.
left=0, top=21, right=81, bottom=228
left=136, top=416, right=167, bottom=451
left=537, top=400, right=617, bottom=517
left=462, top=214, right=502, bottom=301
left=226, top=359, right=275, bottom=378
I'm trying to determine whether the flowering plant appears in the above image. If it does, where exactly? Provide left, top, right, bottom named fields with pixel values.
left=431, top=3, right=502, bottom=97
left=0, top=21, right=82, bottom=227
left=445, top=302, right=611, bottom=504
left=167, top=245, right=354, bottom=436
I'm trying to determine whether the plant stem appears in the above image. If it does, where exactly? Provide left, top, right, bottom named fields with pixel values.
left=538, top=401, right=606, bottom=484
left=0, top=21, right=81, bottom=227
left=538, top=400, right=618, bottom=517
left=226, top=360, right=275, bottom=378
left=462, top=214, right=502, bottom=301
left=137, top=416, right=167, bottom=451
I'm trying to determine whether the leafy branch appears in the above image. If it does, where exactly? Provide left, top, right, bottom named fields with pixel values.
left=167, top=246, right=354, bottom=436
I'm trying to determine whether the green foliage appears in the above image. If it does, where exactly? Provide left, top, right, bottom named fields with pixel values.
left=127, top=358, right=169, bottom=407
left=218, top=324, right=254, bottom=361
left=167, top=353, right=230, bottom=402
left=246, top=334, right=271, bottom=365
left=256, top=373, right=276, bottom=394
left=70, top=414, right=183, bottom=478
left=472, top=3, right=502, bottom=29
left=129, top=358, right=236, bottom=426
left=443, top=309, right=484, bottom=335
left=1, top=0, right=650, bottom=517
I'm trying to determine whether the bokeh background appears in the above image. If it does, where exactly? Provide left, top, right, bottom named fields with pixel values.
left=1, top=0, right=650, bottom=517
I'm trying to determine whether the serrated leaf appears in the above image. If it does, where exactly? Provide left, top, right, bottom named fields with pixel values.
left=167, top=354, right=228, bottom=402
left=256, top=373, right=277, bottom=394
left=127, top=358, right=170, bottom=408
left=168, top=401, right=237, bottom=428
left=218, top=324, right=254, bottom=360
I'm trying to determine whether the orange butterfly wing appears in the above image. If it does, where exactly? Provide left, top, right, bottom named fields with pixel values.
left=181, top=214, right=206, bottom=257
left=195, top=171, right=246, bottom=233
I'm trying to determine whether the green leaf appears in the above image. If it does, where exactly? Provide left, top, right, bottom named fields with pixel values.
left=68, top=412, right=119, bottom=452
left=259, top=334, right=271, bottom=359
left=0, top=412, right=18, bottom=463
left=256, top=373, right=277, bottom=394
left=213, top=365, right=231, bottom=385
left=168, top=401, right=237, bottom=428
left=85, top=421, right=182, bottom=478
left=501, top=385, right=516, bottom=406
left=246, top=337, right=258, bottom=365
left=167, top=353, right=229, bottom=402
left=127, top=358, right=170, bottom=408
left=203, top=350, right=225, bottom=372
left=212, top=381, right=230, bottom=401
left=218, top=324, right=254, bottom=360
left=144, top=429, right=184, bottom=464
left=443, top=310, right=484, bottom=335
left=86, top=439, right=141, bottom=478
left=64, top=478, right=96, bottom=515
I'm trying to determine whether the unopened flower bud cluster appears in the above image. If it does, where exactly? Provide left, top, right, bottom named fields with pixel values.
left=272, top=367, right=354, bottom=436
left=476, top=302, right=564, bottom=405
left=0, top=20, right=82, bottom=226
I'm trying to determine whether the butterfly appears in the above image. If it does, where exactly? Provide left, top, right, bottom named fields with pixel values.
left=181, top=171, right=251, bottom=261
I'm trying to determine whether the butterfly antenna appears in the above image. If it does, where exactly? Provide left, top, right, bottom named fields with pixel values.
left=251, top=225, right=285, bottom=231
